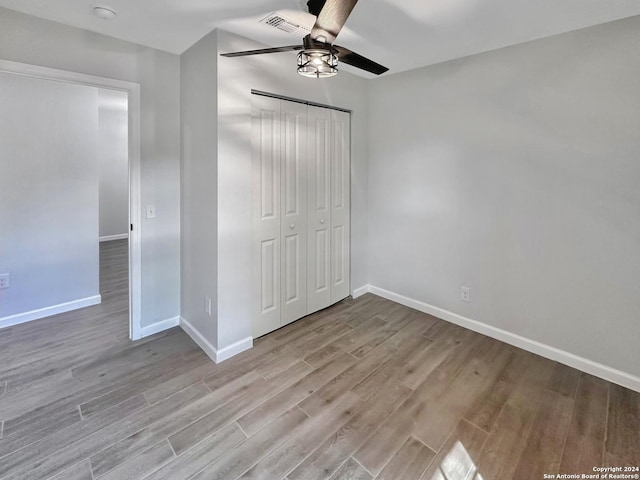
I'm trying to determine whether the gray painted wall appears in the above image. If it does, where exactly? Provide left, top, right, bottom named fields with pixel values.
left=0, top=7, right=181, bottom=328
left=98, top=88, right=129, bottom=239
left=180, top=29, right=219, bottom=347
left=0, top=72, right=99, bottom=318
left=367, top=16, right=640, bottom=377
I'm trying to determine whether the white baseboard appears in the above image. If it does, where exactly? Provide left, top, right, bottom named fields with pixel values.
left=139, top=316, right=180, bottom=338
left=361, top=284, right=640, bottom=393
left=179, top=316, right=218, bottom=362
left=351, top=285, right=370, bottom=299
left=99, top=233, right=129, bottom=242
left=179, top=316, right=252, bottom=363
left=216, top=336, right=253, bottom=363
left=0, top=295, right=102, bottom=330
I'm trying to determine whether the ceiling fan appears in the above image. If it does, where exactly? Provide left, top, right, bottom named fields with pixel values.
left=221, top=0, right=388, bottom=78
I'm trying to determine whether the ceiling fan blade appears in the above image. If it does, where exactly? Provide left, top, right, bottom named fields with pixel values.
left=221, top=45, right=304, bottom=57
left=306, top=0, right=327, bottom=17
left=310, top=0, right=358, bottom=44
left=333, top=45, right=388, bottom=75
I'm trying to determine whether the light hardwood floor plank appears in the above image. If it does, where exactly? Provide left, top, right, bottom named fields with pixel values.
left=188, top=406, right=309, bottom=480
left=298, top=344, right=396, bottom=417
left=288, top=376, right=411, bottom=480
left=559, top=373, right=608, bottom=473
left=606, top=383, right=640, bottom=463
left=96, top=440, right=175, bottom=480
left=4, top=383, right=207, bottom=480
left=169, top=360, right=312, bottom=455
left=419, top=419, right=487, bottom=480
left=328, top=458, right=372, bottom=480
left=89, top=377, right=253, bottom=477
left=511, top=390, right=574, bottom=480
left=0, top=395, right=148, bottom=476
left=237, top=353, right=357, bottom=436
left=463, top=348, right=530, bottom=432
left=50, top=460, right=93, bottom=480
left=142, top=423, right=246, bottom=480
left=375, top=436, right=435, bottom=480
left=475, top=355, right=556, bottom=480
left=238, top=392, right=362, bottom=480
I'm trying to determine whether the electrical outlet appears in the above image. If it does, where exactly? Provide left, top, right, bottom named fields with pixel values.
left=205, top=296, right=212, bottom=316
left=0, top=273, right=10, bottom=289
left=461, top=286, right=470, bottom=302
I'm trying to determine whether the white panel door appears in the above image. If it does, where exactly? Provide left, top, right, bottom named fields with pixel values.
left=251, top=96, right=282, bottom=337
left=252, top=96, right=350, bottom=337
left=280, top=101, right=308, bottom=325
left=306, top=105, right=332, bottom=313
left=330, top=109, right=351, bottom=303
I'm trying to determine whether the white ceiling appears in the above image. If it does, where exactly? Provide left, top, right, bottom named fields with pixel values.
left=1, top=0, right=639, bottom=77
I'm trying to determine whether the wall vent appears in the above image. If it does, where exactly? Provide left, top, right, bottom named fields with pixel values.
left=259, top=12, right=311, bottom=36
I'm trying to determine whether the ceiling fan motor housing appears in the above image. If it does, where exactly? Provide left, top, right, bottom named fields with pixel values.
left=221, top=0, right=388, bottom=76
left=303, top=34, right=336, bottom=52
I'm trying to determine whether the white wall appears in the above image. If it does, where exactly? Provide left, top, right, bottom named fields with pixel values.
left=0, top=72, right=99, bottom=320
left=98, top=88, right=129, bottom=240
left=0, top=7, right=181, bottom=329
left=367, top=16, right=640, bottom=379
left=180, top=29, right=219, bottom=348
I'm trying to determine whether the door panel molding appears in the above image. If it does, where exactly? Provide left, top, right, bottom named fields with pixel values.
left=252, top=96, right=281, bottom=337
left=307, top=105, right=333, bottom=312
left=330, top=109, right=351, bottom=304
left=280, top=101, right=308, bottom=326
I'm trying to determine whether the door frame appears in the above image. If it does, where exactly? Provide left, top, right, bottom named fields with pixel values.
left=0, top=59, right=143, bottom=340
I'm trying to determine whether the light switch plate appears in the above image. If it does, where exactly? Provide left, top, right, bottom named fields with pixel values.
left=145, top=205, right=156, bottom=219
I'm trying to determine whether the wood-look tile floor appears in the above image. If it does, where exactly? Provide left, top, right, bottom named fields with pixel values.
left=0, top=239, right=638, bottom=480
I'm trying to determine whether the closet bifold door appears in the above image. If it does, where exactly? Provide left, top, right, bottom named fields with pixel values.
left=251, top=96, right=282, bottom=338
left=331, top=109, right=351, bottom=304
left=280, top=101, right=308, bottom=326
left=306, top=105, right=332, bottom=313
left=252, top=95, right=349, bottom=338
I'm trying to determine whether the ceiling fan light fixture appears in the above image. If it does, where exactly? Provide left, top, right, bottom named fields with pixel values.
left=297, top=49, right=338, bottom=78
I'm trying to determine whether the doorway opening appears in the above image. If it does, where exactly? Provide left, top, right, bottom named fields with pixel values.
left=0, top=59, right=142, bottom=340
left=98, top=88, right=130, bottom=333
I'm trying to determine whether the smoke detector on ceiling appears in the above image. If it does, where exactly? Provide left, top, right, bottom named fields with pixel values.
left=93, top=6, right=117, bottom=20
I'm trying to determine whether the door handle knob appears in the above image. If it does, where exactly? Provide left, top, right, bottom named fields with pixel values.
left=290, top=224, right=295, bottom=230
left=320, top=219, right=325, bottom=224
